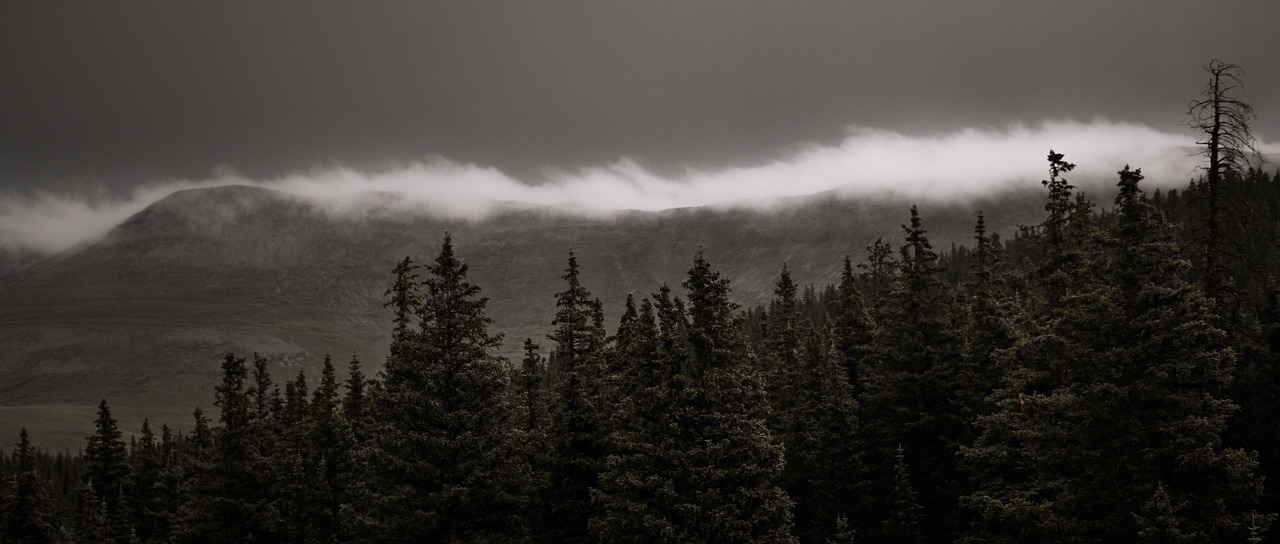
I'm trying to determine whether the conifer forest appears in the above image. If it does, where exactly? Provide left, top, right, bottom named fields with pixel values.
left=5, top=65, right=1280, bottom=544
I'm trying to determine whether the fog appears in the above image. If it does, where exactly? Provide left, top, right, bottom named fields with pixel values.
left=1, top=119, right=1273, bottom=255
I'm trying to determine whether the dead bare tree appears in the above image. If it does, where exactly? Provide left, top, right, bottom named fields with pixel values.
left=1184, top=59, right=1259, bottom=304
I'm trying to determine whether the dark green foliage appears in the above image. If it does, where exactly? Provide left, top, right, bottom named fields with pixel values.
left=75, top=482, right=110, bottom=544
left=883, top=445, right=924, bottom=544
left=861, top=205, right=965, bottom=542
left=593, top=254, right=798, bottom=543
left=2, top=429, right=61, bottom=543
left=962, top=164, right=1267, bottom=543
left=829, top=257, right=876, bottom=395
left=13, top=135, right=1280, bottom=544
left=357, top=233, right=533, bottom=543
left=127, top=420, right=164, bottom=543
left=342, top=353, right=370, bottom=442
left=172, top=353, right=282, bottom=543
left=956, top=213, right=1017, bottom=444
left=761, top=265, right=867, bottom=543
left=827, top=513, right=857, bottom=544
left=83, top=399, right=130, bottom=542
left=384, top=256, right=420, bottom=339
left=518, top=338, right=550, bottom=434
left=546, top=251, right=612, bottom=544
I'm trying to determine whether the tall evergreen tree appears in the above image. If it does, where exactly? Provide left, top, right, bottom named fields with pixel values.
left=342, top=353, right=370, bottom=443
left=518, top=338, right=550, bottom=434
left=762, top=265, right=867, bottom=543
left=384, top=256, right=420, bottom=340
left=861, top=205, right=964, bottom=543
left=545, top=251, right=611, bottom=544
left=84, top=399, right=130, bottom=541
left=828, top=257, right=876, bottom=396
left=358, top=233, right=533, bottom=543
left=676, top=251, right=798, bottom=543
left=173, top=353, right=281, bottom=543
left=2, top=429, right=60, bottom=544
left=882, top=445, right=924, bottom=544
left=962, top=165, right=1267, bottom=543
left=956, top=213, right=1016, bottom=444
left=594, top=254, right=798, bottom=542
left=128, top=419, right=164, bottom=543
left=76, top=481, right=111, bottom=544
left=592, top=293, right=677, bottom=542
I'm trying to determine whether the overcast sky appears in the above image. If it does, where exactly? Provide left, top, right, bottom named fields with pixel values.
left=3, top=1, right=1278, bottom=194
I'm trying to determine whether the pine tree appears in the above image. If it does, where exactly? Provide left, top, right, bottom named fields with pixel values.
left=591, top=292, right=678, bottom=542
left=518, top=338, right=550, bottom=433
left=187, top=408, right=212, bottom=458
left=882, top=445, right=924, bottom=544
left=1134, top=483, right=1197, bottom=544
left=827, top=513, right=857, bottom=544
left=861, top=205, right=964, bottom=542
left=276, top=355, right=352, bottom=543
left=84, top=399, right=130, bottom=541
left=128, top=419, right=164, bottom=543
left=358, top=233, right=533, bottom=542
left=545, top=251, right=611, bottom=544
left=761, top=264, right=804, bottom=418
left=76, top=481, right=111, bottom=544
left=2, top=429, right=60, bottom=544
left=961, top=165, right=1267, bottom=543
left=956, top=213, right=1016, bottom=444
left=594, top=254, right=797, bottom=542
left=173, top=353, right=282, bottom=543
left=828, top=257, right=876, bottom=396
left=678, top=251, right=797, bottom=543
left=384, top=256, right=420, bottom=340
left=249, top=354, right=275, bottom=423
left=342, top=353, right=370, bottom=443
left=762, top=265, right=866, bottom=543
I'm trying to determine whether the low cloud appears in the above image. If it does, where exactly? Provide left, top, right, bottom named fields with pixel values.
left=2, top=119, right=1274, bottom=255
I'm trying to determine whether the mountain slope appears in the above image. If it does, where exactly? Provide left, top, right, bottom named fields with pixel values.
left=0, top=184, right=1047, bottom=449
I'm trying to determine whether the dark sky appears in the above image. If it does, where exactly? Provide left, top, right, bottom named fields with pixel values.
left=2, top=1, right=1278, bottom=193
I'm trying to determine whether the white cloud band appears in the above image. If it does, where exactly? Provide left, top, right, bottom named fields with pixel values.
left=2, top=119, right=1273, bottom=255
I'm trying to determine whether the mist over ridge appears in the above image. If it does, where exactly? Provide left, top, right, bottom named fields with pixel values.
left=0, top=118, right=1272, bottom=256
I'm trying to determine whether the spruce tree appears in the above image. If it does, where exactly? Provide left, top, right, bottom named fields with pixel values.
left=128, top=419, right=164, bottom=543
left=2, top=429, right=60, bottom=544
left=762, top=265, right=867, bottom=543
left=677, top=251, right=798, bottom=543
left=342, top=353, right=370, bottom=443
left=591, top=293, right=678, bottom=542
left=594, top=254, right=797, bottom=542
left=828, top=257, right=876, bottom=396
left=76, top=481, right=111, bottom=544
left=545, top=251, right=611, bottom=544
left=861, top=205, right=964, bottom=542
left=518, top=338, right=550, bottom=434
left=962, top=165, right=1267, bottom=543
left=85, top=399, right=130, bottom=542
left=173, top=353, right=281, bottom=543
left=882, top=445, right=924, bottom=544
left=956, top=213, right=1016, bottom=445
left=358, top=233, right=533, bottom=542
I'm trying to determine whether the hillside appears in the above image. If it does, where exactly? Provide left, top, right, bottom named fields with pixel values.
left=0, top=184, right=1047, bottom=449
